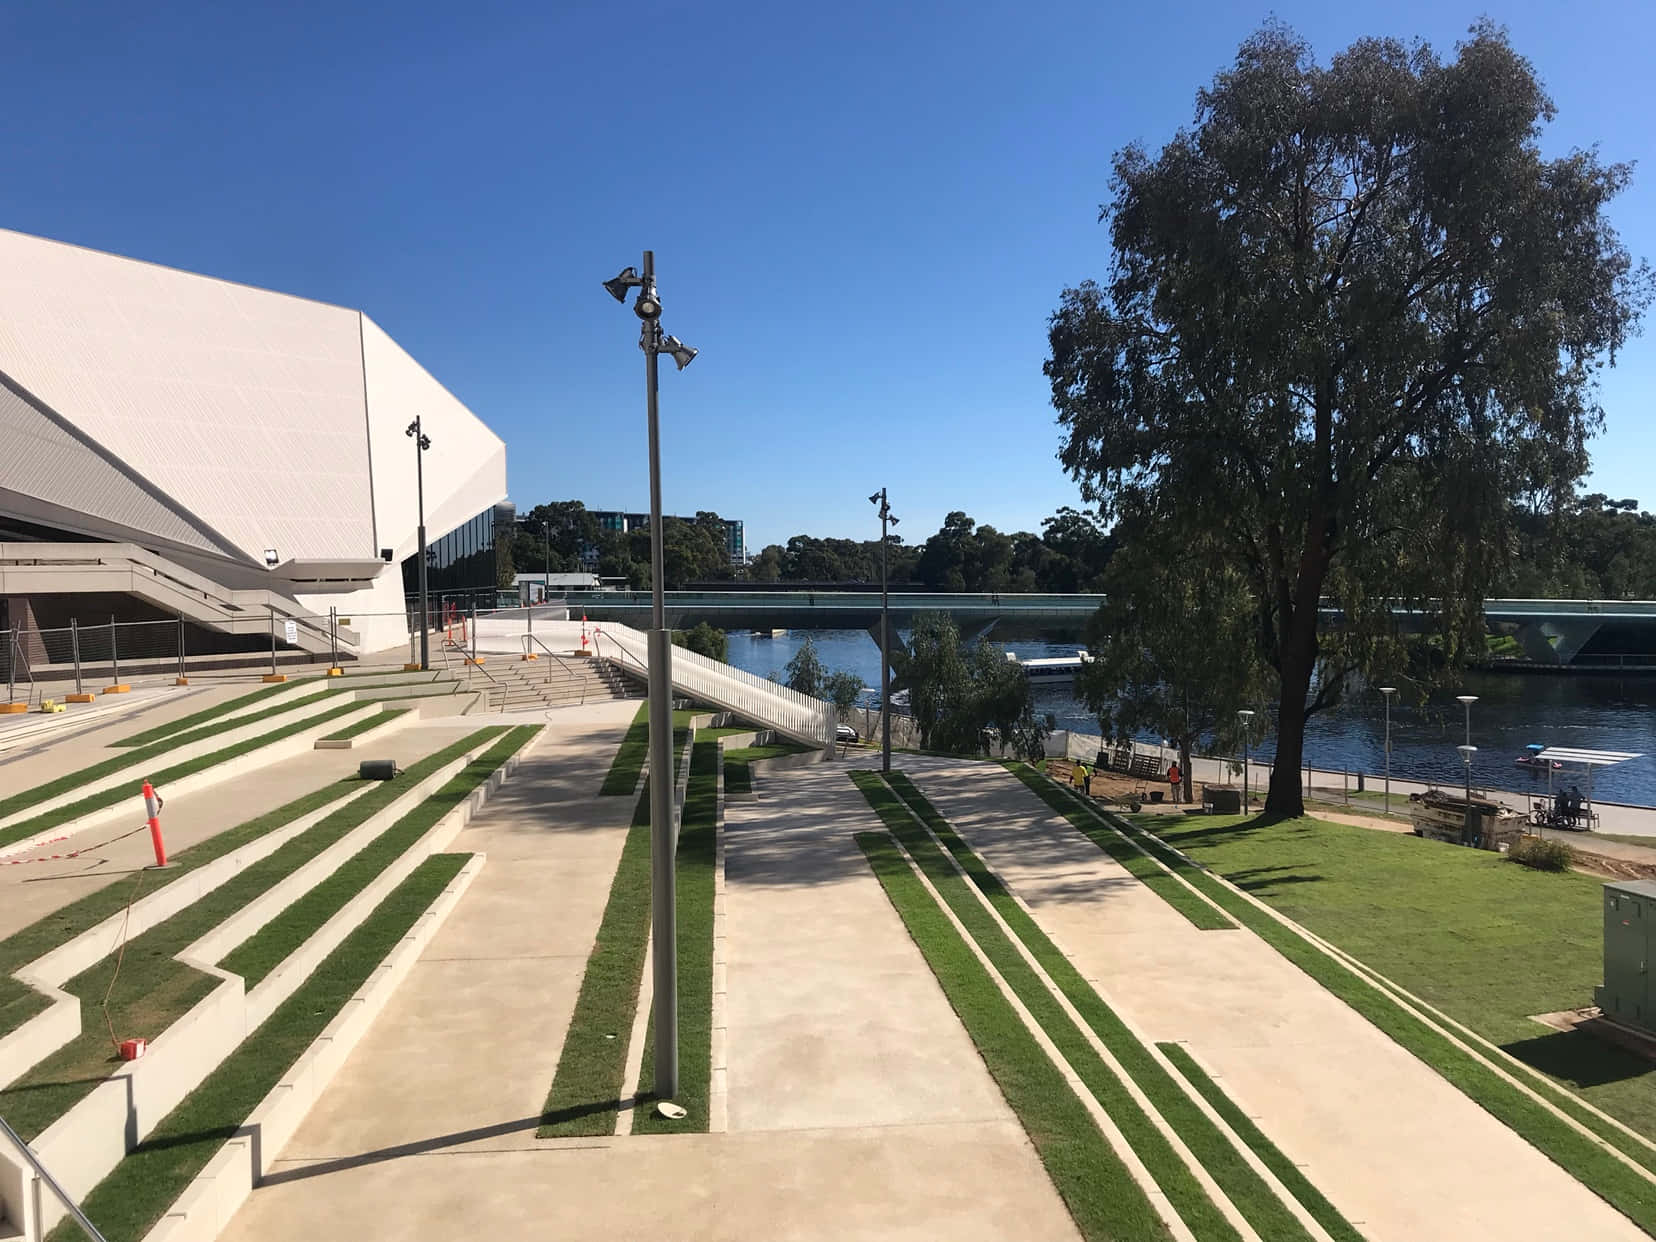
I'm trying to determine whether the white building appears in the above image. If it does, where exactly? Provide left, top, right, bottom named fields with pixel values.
left=0, top=228, right=506, bottom=657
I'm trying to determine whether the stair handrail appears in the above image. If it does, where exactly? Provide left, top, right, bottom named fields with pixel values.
left=523, top=634, right=595, bottom=705
left=453, top=638, right=504, bottom=710
left=1, top=1111, right=110, bottom=1241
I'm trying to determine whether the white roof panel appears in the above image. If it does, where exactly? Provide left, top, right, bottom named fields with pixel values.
left=1535, top=747, right=1644, bottom=767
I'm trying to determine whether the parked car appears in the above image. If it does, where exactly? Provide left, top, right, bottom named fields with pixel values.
left=836, top=724, right=859, bottom=743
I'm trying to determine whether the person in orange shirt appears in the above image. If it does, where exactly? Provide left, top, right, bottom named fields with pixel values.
left=1167, top=760, right=1183, bottom=804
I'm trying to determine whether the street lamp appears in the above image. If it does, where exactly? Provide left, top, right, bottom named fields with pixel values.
left=1457, top=744, right=1479, bottom=846
left=406, top=418, right=432, bottom=671
left=1455, top=694, right=1478, bottom=749
left=603, top=251, right=697, bottom=1104
left=1378, top=686, right=1397, bottom=815
left=869, top=488, right=899, bottom=774
left=1237, top=709, right=1255, bottom=814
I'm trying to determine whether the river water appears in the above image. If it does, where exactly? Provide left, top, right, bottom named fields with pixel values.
left=724, top=628, right=1656, bottom=806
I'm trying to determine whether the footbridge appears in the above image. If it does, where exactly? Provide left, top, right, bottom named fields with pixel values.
left=562, top=590, right=1656, bottom=669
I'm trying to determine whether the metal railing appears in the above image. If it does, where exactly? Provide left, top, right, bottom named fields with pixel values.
left=524, top=635, right=596, bottom=704
left=1, top=1111, right=110, bottom=1241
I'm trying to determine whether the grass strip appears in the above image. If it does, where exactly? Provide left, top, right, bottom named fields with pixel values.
left=221, top=726, right=538, bottom=986
left=1002, top=762, right=1233, bottom=931
left=540, top=727, right=691, bottom=1136
left=723, top=741, right=813, bottom=797
left=634, top=739, right=718, bottom=1133
left=600, top=702, right=650, bottom=796
left=1158, top=1042, right=1368, bottom=1242
left=319, top=707, right=410, bottom=742
left=1105, top=810, right=1656, bottom=1231
left=882, top=772, right=1312, bottom=1242
left=50, top=852, right=471, bottom=1242
left=0, top=700, right=369, bottom=850
left=851, top=771, right=1236, bottom=1241
left=109, top=682, right=309, bottom=748
left=0, top=729, right=506, bottom=1141
left=0, top=779, right=368, bottom=1038
left=853, top=829, right=1169, bottom=1242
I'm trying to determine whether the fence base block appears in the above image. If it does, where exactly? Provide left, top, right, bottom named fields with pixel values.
left=465, top=657, right=486, bottom=665
left=261, top=674, right=288, bottom=684
left=175, top=677, right=190, bottom=686
left=327, top=668, right=344, bottom=677
left=403, top=663, right=423, bottom=672
left=520, top=653, right=538, bottom=661
left=66, top=693, right=95, bottom=704
left=0, top=702, right=25, bottom=714
left=103, top=684, right=131, bottom=694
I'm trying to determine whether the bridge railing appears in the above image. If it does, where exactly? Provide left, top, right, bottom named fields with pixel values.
left=591, top=620, right=835, bottom=747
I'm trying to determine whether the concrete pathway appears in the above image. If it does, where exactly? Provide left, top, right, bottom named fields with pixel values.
left=903, top=756, right=1648, bottom=1242
left=217, top=731, right=1081, bottom=1242
left=0, top=718, right=484, bottom=939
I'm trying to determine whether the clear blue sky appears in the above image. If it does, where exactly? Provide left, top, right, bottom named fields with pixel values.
left=2, top=1, right=1651, bottom=551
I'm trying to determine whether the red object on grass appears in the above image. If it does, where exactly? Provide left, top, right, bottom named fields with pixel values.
left=119, top=1038, right=147, bottom=1061
left=142, top=780, right=167, bottom=867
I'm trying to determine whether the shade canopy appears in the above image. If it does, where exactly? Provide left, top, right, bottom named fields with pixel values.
left=1534, top=747, right=1643, bottom=768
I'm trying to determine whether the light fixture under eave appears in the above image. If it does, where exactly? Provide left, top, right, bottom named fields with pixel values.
left=263, top=548, right=279, bottom=567
left=662, top=335, right=697, bottom=370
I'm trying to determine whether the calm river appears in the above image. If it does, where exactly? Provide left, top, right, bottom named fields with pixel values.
left=723, top=628, right=1656, bottom=806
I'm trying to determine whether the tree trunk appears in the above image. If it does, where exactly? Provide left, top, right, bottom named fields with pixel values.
left=1266, top=657, right=1311, bottom=817
left=1179, top=737, right=1194, bottom=804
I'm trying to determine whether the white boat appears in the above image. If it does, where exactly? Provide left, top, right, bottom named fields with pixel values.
left=1007, top=651, right=1091, bottom=685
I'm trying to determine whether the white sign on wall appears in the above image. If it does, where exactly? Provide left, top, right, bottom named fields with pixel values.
left=283, top=620, right=298, bottom=645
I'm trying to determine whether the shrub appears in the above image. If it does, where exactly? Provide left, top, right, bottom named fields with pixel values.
left=1509, top=835, right=1574, bottom=872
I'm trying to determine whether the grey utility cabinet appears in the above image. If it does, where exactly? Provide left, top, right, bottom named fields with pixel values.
left=1596, top=879, right=1656, bottom=1031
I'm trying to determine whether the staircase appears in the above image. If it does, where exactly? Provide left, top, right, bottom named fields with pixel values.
left=471, top=652, right=636, bottom=713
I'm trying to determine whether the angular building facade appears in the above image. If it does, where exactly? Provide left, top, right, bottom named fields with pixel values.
left=0, top=228, right=506, bottom=656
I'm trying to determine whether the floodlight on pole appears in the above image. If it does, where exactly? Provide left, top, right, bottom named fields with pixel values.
left=405, top=417, right=433, bottom=671
left=1237, top=709, right=1255, bottom=814
left=1378, top=686, right=1397, bottom=815
left=870, top=487, right=898, bottom=774
left=602, top=249, right=697, bottom=1106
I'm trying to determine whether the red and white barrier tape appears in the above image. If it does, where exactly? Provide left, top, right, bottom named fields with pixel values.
left=3, top=823, right=149, bottom=866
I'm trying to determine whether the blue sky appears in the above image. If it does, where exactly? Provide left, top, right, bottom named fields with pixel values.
left=2, top=0, right=1652, bottom=550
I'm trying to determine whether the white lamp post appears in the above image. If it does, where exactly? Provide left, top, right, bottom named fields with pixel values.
left=1379, top=686, right=1397, bottom=815
left=1237, top=709, right=1255, bottom=814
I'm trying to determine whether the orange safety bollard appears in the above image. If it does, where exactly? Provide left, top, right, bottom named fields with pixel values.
left=142, top=781, right=167, bottom=867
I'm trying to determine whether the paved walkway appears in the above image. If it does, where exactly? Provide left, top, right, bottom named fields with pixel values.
left=903, top=756, right=1648, bottom=1242
left=217, top=727, right=1079, bottom=1242
left=0, top=718, right=484, bottom=940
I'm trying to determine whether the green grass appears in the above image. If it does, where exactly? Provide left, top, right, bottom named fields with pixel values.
left=50, top=852, right=471, bottom=1242
left=600, top=702, right=650, bottom=796
left=853, top=771, right=1238, bottom=1241
left=0, top=779, right=369, bottom=1039
left=634, top=738, right=718, bottom=1133
left=1585, top=833, right=1656, bottom=851
left=1158, top=1042, right=1368, bottom=1242
left=220, top=726, right=538, bottom=986
left=0, top=729, right=506, bottom=1141
left=540, top=728, right=692, bottom=1137
left=1002, top=762, right=1234, bottom=931
left=318, top=707, right=410, bottom=742
left=880, top=771, right=1317, bottom=1242
left=723, top=741, right=814, bottom=796
left=0, top=699, right=370, bottom=850
left=109, top=682, right=311, bottom=748
left=1108, top=809, right=1656, bottom=1230
left=853, top=829, right=1170, bottom=1242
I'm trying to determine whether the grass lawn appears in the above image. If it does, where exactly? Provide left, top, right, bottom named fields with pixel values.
left=853, top=828, right=1172, bottom=1242
left=319, top=707, right=409, bottom=742
left=1111, top=809, right=1656, bottom=1229
left=109, top=682, right=311, bottom=748
left=723, top=741, right=814, bottom=796
left=599, top=703, right=650, bottom=796
left=1003, top=762, right=1234, bottom=931
left=50, top=852, right=471, bottom=1242
left=880, top=771, right=1339, bottom=1242
left=540, top=728, right=691, bottom=1137
left=634, top=738, right=718, bottom=1133
left=220, top=726, right=538, bottom=986
left=0, top=700, right=369, bottom=850
left=0, top=729, right=506, bottom=1141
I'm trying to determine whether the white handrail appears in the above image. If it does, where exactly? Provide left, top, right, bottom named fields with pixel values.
left=1, top=1111, right=110, bottom=1241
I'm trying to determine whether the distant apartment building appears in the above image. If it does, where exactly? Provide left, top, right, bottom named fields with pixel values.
left=583, top=511, right=745, bottom=568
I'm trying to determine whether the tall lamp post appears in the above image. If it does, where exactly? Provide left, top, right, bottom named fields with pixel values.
left=1378, top=686, right=1397, bottom=815
left=604, top=251, right=697, bottom=1103
left=406, top=418, right=432, bottom=671
left=1455, top=693, right=1480, bottom=847
left=869, top=488, right=899, bottom=774
left=1237, top=709, right=1255, bottom=813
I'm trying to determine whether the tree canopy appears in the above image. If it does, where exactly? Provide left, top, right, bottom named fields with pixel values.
left=1046, top=21, right=1649, bottom=815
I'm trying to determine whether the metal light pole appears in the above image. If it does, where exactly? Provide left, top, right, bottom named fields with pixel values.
left=869, top=488, right=899, bottom=774
left=1456, top=694, right=1478, bottom=750
left=1457, top=744, right=1479, bottom=845
left=1238, top=709, right=1255, bottom=814
left=1379, top=686, right=1397, bottom=815
left=407, top=417, right=433, bottom=671
left=604, top=251, right=697, bottom=1104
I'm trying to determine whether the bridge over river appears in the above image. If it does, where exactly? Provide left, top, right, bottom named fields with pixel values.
left=560, top=591, right=1656, bottom=670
